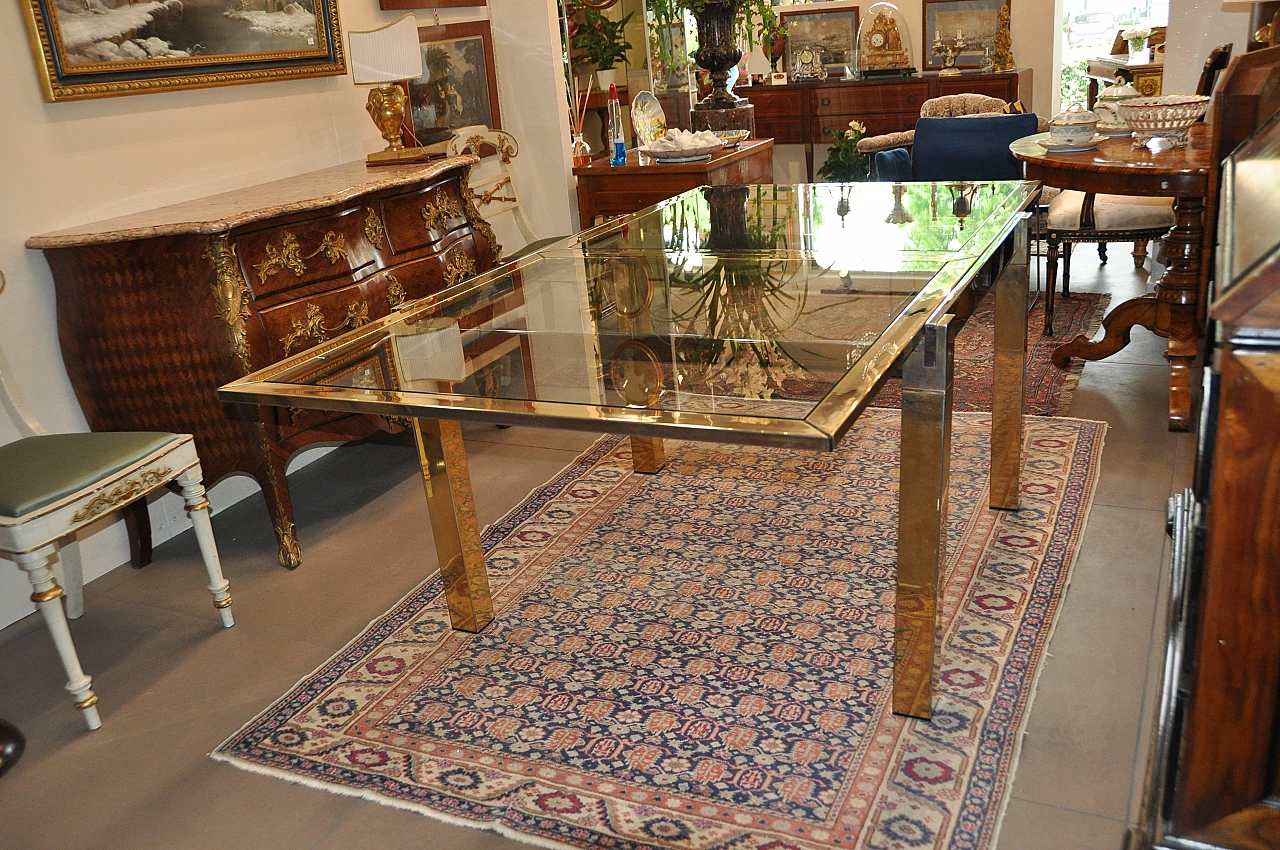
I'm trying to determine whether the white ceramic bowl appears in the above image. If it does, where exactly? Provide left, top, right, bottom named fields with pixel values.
left=1117, top=95, right=1210, bottom=147
left=1048, top=121, right=1099, bottom=145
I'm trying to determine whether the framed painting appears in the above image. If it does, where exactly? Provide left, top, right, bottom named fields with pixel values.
left=780, top=4, right=860, bottom=78
left=405, top=20, right=502, bottom=148
left=922, top=0, right=1007, bottom=70
left=380, top=0, right=485, bottom=9
left=20, top=0, right=345, bottom=102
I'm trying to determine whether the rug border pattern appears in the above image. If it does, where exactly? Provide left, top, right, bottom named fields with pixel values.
left=212, top=415, right=1107, bottom=850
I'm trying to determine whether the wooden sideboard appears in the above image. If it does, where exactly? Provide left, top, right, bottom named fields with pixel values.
left=745, top=70, right=1031, bottom=178
left=27, top=156, right=500, bottom=570
left=572, top=139, right=774, bottom=228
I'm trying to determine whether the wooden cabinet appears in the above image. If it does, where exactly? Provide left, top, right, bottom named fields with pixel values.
left=746, top=70, right=1030, bottom=179
left=572, top=140, right=774, bottom=229
left=1128, top=46, right=1280, bottom=850
left=27, top=157, right=500, bottom=570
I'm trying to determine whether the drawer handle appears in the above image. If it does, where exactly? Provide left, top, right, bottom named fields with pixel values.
left=444, top=254, right=477, bottom=287
left=281, top=300, right=370, bottom=356
left=821, top=97, right=831, bottom=106
left=908, top=94, right=917, bottom=103
left=254, top=231, right=348, bottom=283
left=364, top=208, right=385, bottom=249
left=422, top=192, right=463, bottom=231
left=386, top=273, right=407, bottom=310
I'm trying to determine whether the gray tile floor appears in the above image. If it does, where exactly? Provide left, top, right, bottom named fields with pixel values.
left=0, top=253, right=1193, bottom=850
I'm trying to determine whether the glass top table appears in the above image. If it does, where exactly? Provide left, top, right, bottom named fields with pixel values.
left=220, top=180, right=1037, bottom=719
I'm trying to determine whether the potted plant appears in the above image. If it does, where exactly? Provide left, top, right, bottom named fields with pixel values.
left=573, top=8, right=634, bottom=89
left=648, top=0, right=778, bottom=110
left=817, top=120, right=871, bottom=182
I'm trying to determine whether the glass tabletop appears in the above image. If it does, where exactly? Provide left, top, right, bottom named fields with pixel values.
left=220, top=181, right=1035, bottom=450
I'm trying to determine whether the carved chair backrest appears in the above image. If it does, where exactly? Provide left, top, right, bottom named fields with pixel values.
left=448, top=126, right=540, bottom=258
left=0, top=271, right=45, bottom=440
left=1197, top=43, right=1234, bottom=99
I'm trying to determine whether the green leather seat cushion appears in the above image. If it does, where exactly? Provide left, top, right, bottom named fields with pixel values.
left=0, top=432, right=180, bottom=519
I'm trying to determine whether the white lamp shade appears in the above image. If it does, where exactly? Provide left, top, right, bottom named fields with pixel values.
left=349, top=15, right=423, bottom=85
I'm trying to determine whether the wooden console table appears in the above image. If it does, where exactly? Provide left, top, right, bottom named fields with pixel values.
left=27, top=156, right=500, bottom=570
left=747, top=70, right=1030, bottom=180
left=572, top=139, right=774, bottom=229
left=1011, top=128, right=1214, bottom=431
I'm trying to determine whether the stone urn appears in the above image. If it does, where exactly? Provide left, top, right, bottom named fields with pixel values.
left=693, top=0, right=746, bottom=111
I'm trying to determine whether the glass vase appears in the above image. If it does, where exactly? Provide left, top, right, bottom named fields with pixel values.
left=571, top=133, right=593, bottom=167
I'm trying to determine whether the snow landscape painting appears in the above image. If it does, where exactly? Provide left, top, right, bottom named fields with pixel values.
left=22, top=0, right=345, bottom=100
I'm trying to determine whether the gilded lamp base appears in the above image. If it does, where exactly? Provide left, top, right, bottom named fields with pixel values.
left=364, top=83, right=449, bottom=167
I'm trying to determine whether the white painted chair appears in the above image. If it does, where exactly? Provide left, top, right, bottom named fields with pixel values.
left=448, top=125, right=568, bottom=261
left=0, top=273, right=233, bottom=731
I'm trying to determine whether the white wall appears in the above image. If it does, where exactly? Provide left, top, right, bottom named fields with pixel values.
left=1163, top=0, right=1253, bottom=96
left=0, top=0, right=573, bottom=629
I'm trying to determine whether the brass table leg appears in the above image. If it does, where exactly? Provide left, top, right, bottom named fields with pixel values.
left=412, top=418, right=494, bottom=633
left=895, top=316, right=955, bottom=720
left=991, top=217, right=1029, bottom=511
left=630, top=436, right=667, bottom=474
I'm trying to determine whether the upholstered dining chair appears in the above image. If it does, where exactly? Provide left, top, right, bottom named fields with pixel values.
left=448, top=126, right=569, bottom=262
left=0, top=274, right=234, bottom=730
left=1040, top=43, right=1233, bottom=335
left=874, top=113, right=1041, bottom=182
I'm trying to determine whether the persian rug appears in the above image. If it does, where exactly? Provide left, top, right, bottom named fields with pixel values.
left=214, top=411, right=1106, bottom=850
left=868, top=291, right=1108, bottom=415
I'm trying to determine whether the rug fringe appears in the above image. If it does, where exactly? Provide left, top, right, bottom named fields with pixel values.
left=987, top=418, right=1110, bottom=848
left=208, top=751, right=582, bottom=850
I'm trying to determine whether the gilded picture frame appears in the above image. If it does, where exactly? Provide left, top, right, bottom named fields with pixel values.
left=921, top=0, right=1007, bottom=70
left=779, top=4, right=861, bottom=79
left=20, top=0, right=346, bottom=103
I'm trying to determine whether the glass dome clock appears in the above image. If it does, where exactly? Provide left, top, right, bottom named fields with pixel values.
left=858, top=2, right=916, bottom=77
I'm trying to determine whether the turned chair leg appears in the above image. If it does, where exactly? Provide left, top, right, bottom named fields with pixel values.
left=14, top=546, right=100, bottom=730
left=1045, top=235, right=1060, bottom=336
left=1098, top=242, right=1108, bottom=263
left=1133, top=239, right=1149, bottom=268
left=1062, top=242, right=1073, bottom=298
left=176, top=468, right=234, bottom=628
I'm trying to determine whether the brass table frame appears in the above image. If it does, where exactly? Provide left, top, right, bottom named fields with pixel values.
left=219, top=197, right=1033, bottom=720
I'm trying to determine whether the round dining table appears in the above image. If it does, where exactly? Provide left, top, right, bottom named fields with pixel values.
left=1011, top=125, right=1216, bottom=431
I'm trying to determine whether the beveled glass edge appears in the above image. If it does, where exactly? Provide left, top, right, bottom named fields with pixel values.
left=802, top=185, right=1037, bottom=443
left=217, top=380, right=836, bottom=450
left=219, top=181, right=1039, bottom=450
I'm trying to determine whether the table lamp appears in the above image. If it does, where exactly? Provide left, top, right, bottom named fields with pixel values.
left=349, top=15, right=438, bottom=166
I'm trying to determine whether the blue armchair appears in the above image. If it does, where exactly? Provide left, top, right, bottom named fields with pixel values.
left=875, top=113, right=1040, bottom=182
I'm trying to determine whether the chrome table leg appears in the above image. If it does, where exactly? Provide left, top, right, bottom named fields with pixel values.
left=895, top=317, right=955, bottom=719
left=992, top=218, right=1029, bottom=511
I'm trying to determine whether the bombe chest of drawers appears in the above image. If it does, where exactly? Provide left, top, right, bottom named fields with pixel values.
left=27, top=156, right=500, bottom=569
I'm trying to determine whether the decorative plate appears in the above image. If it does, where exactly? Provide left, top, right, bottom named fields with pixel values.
left=1037, top=134, right=1106, bottom=153
left=630, top=91, right=668, bottom=148
left=639, top=143, right=722, bottom=162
